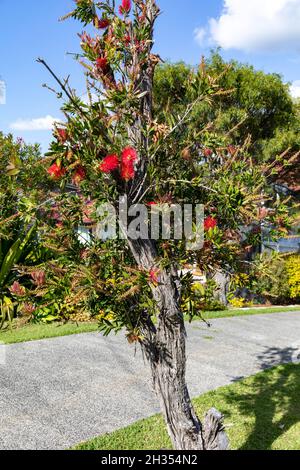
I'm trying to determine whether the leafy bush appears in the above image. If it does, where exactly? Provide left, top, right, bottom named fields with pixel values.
left=228, top=296, right=248, bottom=309
left=250, top=253, right=300, bottom=304
left=0, top=133, right=52, bottom=329
left=285, top=255, right=300, bottom=300
left=181, top=277, right=227, bottom=317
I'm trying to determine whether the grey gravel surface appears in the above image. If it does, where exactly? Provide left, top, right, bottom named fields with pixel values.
left=0, top=311, right=299, bottom=450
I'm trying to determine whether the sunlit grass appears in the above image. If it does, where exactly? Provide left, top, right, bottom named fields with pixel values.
left=75, top=364, right=300, bottom=450
left=0, top=321, right=99, bottom=344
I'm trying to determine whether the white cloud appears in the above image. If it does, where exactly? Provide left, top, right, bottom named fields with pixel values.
left=194, top=27, right=207, bottom=47
left=10, top=115, right=60, bottom=131
left=195, top=0, right=300, bottom=52
left=290, top=80, right=300, bottom=98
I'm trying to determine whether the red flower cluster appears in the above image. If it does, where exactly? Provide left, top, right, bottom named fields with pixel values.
left=204, top=216, right=217, bottom=231
left=97, top=17, right=110, bottom=29
left=99, top=154, right=119, bottom=173
left=47, top=162, right=66, bottom=180
left=96, top=56, right=109, bottom=72
left=119, top=0, right=131, bottom=15
left=99, top=148, right=138, bottom=181
left=121, top=147, right=136, bottom=164
left=120, top=164, right=135, bottom=181
left=121, top=147, right=137, bottom=181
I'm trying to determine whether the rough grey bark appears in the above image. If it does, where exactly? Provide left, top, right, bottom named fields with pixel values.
left=127, top=238, right=229, bottom=450
left=211, top=270, right=230, bottom=307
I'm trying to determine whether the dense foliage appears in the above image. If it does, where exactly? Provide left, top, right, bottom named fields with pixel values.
left=223, top=251, right=300, bottom=307
left=154, top=54, right=300, bottom=164
left=0, top=133, right=55, bottom=328
left=30, top=1, right=295, bottom=337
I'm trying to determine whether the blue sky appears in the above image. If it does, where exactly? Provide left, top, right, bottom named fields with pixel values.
left=1, top=0, right=300, bottom=152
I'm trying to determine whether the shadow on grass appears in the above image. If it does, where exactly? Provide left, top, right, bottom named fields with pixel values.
left=75, top=347, right=300, bottom=450
left=226, top=347, right=300, bottom=450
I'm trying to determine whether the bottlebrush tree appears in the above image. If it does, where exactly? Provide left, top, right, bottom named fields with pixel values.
left=36, top=0, right=292, bottom=450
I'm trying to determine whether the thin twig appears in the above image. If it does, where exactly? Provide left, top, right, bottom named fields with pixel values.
left=37, top=58, right=87, bottom=120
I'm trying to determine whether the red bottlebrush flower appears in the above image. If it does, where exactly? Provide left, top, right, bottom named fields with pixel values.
left=99, top=154, right=119, bottom=173
left=96, top=56, right=108, bottom=72
left=149, top=268, right=160, bottom=285
left=72, top=165, right=86, bottom=185
left=204, top=216, right=217, bottom=231
left=47, top=163, right=66, bottom=180
left=120, top=162, right=135, bottom=181
left=56, top=128, right=68, bottom=143
left=31, top=270, right=46, bottom=287
left=9, top=281, right=26, bottom=297
left=119, top=0, right=131, bottom=15
left=147, top=201, right=157, bottom=207
left=97, top=17, right=110, bottom=29
left=121, top=147, right=138, bottom=164
left=120, top=147, right=137, bottom=181
left=203, top=148, right=213, bottom=157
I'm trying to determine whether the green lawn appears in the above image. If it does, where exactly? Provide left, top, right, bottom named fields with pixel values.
left=75, top=363, right=300, bottom=451
left=0, top=322, right=99, bottom=344
left=0, top=306, right=299, bottom=345
left=201, top=305, right=300, bottom=320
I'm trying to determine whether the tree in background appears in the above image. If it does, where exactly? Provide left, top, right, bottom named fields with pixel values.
left=35, top=0, right=293, bottom=450
left=154, top=53, right=299, bottom=162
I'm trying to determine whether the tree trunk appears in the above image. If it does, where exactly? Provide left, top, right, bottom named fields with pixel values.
left=210, top=269, right=230, bottom=307
left=123, top=2, right=228, bottom=448
left=128, top=238, right=229, bottom=450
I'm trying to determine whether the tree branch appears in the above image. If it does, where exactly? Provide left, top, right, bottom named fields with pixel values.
left=37, top=58, right=87, bottom=121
